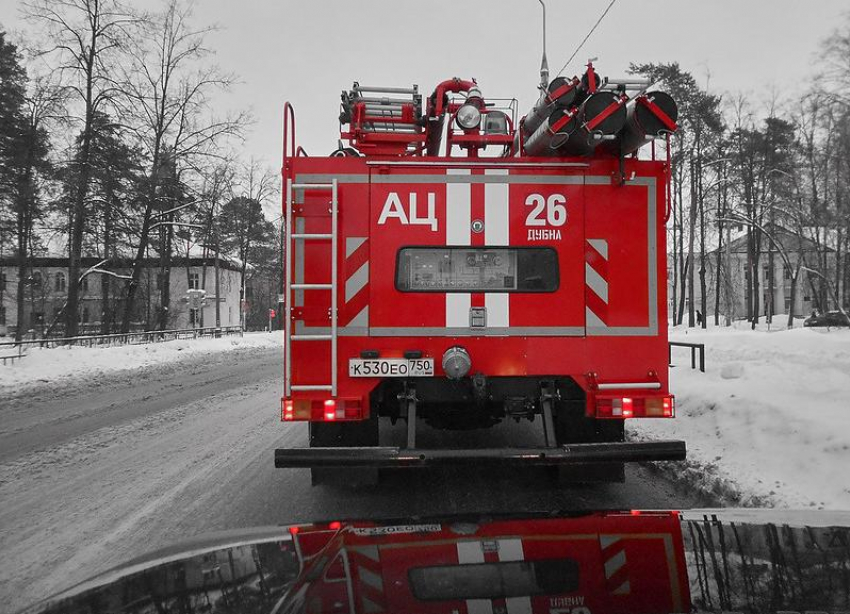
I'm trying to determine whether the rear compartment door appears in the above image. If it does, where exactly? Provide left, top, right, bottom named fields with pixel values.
left=367, top=165, right=587, bottom=337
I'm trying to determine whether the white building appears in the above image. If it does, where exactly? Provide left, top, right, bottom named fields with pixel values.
left=0, top=256, right=242, bottom=337
left=668, top=227, right=842, bottom=322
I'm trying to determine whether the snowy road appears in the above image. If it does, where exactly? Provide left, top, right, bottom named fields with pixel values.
left=1, top=347, right=707, bottom=612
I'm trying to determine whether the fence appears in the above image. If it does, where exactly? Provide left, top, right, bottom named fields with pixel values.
left=0, top=343, right=26, bottom=365
left=0, top=325, right=243, bottom=353
left=668, top=341, right=705, bottom=372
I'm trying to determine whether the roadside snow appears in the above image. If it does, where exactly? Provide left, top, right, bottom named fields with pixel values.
left=0, top=332, right=281, bottom=395
left=631, top=323, right=850, bottom=509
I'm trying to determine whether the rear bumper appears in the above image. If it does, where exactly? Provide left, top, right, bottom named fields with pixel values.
left=274, top=440, right=686, bottom=468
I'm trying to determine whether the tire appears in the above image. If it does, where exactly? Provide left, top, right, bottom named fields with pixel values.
left=552, top=399, right=625, bottom=484
left=309, top=412, right=380, bottom=487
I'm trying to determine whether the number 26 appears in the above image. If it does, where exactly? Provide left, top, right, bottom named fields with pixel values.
left=525, top=193, right=567, bottom=227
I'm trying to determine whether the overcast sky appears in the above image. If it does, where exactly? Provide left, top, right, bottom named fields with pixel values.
left=3, top=0, right=849, bottom=176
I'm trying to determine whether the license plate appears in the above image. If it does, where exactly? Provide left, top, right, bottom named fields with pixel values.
left=349, top=358, right=434, bottom=377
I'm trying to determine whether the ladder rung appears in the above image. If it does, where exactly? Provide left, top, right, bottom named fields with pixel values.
left=292, top=233, right=333, bottom=239
left=291, top=283, right=333, bottom=290
left=291, top=385, right=333, bottom=391
left=292, top=182, right=334, bottom=190
left=291, top=334, right=332, bottom=341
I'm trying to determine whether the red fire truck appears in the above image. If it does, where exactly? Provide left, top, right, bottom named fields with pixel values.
left=275, top=62, right=686, bottom=484
left=281, top=512, right=691, bottom=614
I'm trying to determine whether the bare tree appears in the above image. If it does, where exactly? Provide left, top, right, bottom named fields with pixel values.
left=118, top=0, right=246, bottom=333
left=25, top=0, right=136, bottom=337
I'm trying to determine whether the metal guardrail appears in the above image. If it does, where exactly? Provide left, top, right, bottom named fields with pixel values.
left=0, top=344, right=26, bottom=365
left=669, top=341, right=705, bottom=372
left=0, top=326, right=243, bottom=352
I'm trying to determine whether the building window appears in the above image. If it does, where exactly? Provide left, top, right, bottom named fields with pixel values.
left=785, top=297, right=791, bottom=313
left=32, top=312, right=44, bottom=328
left=188, top=272, right=200, bottom=290
left=0, top=272, right=6, bottom=289
left=81, top=275, right=89, bottom=292
left=784, top=266, right=792, bottom=281
left=189, top=308, right=200, bottom=327
left=31, top=271, right=42, bottom=287
left=82, top=307, right=90, bottom=324
left=55, top=272, right=66, bottom=292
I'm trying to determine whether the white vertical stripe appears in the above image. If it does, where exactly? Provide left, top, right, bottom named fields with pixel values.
left=456, top=541, right=493, bottom=614
left=498, top=538, right=532, bottom=614
left=446, top=168, right=471, bottom=246
left=485, top=295, right=509, bottom=328
left=467, top=600, right=495, bottom=614
left=505, top=597, right=533, bottom=614
left=446, top=168, right=471, bottom=327
left=446, top=293, right=471, bottom=327
left=484, top=169, right=509, bottom=245
left=456, top=540, right=484, bottom=564
left=497, top=538, right=524, bottom=561
left=485, top=169, right=510, bottom=328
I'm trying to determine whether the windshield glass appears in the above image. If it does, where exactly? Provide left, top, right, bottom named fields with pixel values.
left=2, top=2, right=850, bottom=613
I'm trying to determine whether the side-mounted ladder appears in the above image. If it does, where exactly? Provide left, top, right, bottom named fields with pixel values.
left=284, top=178, right=339, bottom=397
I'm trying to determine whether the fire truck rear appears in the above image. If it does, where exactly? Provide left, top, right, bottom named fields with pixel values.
left=275, top=60, right=686, bottom=484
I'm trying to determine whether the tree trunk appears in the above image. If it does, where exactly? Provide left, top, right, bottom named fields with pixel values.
left=670, top=162, right=679, bottom=324
left=158, top=220, right=173, bottom=331
left=66, top=34, right=99, bottom=339
left=15, top=207, right=28, bottom=342
left=751, top=232, right=761, bottom=329
left=698, top=166, right=707, bottom=329
left=121, top=149, right=161, bottom=333
left=714, top=222, right=723, bottom=327
left=100, top=188, right=114, bottom=334
left=787, top=265, right=800, bottom=328
left=687, top=161, right=697, bottom=328
left=724, top=224, right=733, bottom=326
left=214, top=248, right=221, bottom=328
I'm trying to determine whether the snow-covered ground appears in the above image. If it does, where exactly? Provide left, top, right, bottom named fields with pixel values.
left=3, top=322, right=849, bottom=511
left=0, top=331, right=281, bottom=395
left=631, top=321, right=850, bottom=509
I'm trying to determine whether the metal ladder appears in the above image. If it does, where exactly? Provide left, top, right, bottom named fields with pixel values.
left=284, top=178, right=338, bottom=397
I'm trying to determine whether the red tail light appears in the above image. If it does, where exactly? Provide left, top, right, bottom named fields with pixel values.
left=596, top=394, right=675, bottom=419
left=281, top=398, right=365, bottom=421
left=328, top=521, right=342, bottom=530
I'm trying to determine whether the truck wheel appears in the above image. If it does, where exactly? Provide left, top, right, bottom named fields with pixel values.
left=309, top=412, right=379, bottom=487
left=552, top=400, right=625, bottom=484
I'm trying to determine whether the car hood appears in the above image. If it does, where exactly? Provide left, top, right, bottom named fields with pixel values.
left=21, top=508, right=850, bottom=614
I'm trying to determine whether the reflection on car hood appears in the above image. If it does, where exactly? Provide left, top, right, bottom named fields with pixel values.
left=21, top=509, right=850, bottom=614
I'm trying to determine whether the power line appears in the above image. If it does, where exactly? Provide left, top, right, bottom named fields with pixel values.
left=554, top=0, right=619, bottom=79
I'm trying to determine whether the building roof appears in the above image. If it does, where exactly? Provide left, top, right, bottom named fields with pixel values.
left=0, top=255, right=243, bottom=272
left=710, top=225, right=835, bottom=255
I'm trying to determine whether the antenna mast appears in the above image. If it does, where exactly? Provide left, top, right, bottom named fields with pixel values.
left=537, top=0, right=549, bottom=90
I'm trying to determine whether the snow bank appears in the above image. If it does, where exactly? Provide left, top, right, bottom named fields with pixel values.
left=631, top=324, right=850, bottom=509
left=0, top=332, right=281, bottom=395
